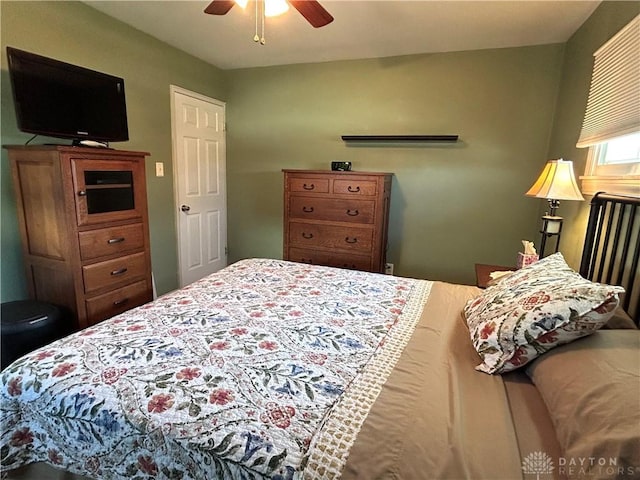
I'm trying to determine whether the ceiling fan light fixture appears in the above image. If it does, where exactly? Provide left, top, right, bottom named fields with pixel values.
left=205, top=0, right=333, bottom=27
left=264, top=0, right=289, bottom=17
left=204, top=0, right=333, bottom=44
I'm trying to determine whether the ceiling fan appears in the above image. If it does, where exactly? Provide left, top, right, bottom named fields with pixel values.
left=204, top=0, right=334, bottom=28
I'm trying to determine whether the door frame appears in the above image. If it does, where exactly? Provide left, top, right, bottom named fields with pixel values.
left=169, top=85, right=227, bottom=287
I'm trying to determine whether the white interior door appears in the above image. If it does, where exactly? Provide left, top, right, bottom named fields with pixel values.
left=171, top=86, right=227, bottom=287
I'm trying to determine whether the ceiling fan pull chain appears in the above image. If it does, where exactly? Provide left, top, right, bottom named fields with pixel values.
left=254, top=0, right=260, bottom=42
left=260, top=0, right=266, bottom=45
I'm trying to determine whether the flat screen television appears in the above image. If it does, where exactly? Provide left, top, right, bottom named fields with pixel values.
left=7, top=47, right=129, bottom=145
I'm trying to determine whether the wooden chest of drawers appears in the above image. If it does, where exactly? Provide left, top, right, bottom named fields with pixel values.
left=6, top=146, right=153, bottom=330
left=283, top=170, right=392, bottom=273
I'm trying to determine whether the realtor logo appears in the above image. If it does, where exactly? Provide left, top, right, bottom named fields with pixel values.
left=522, top=451, right=555, bottom=480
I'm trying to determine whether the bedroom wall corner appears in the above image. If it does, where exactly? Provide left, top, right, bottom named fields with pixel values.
left=544, top=1, right=640, bottom=270
left=0, top=1, right=227, bottom=302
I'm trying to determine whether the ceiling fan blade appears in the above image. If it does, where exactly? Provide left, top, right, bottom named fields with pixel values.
left=289, top=1, right=334, bottom=28
left=204, top=0, right=236, bottom=15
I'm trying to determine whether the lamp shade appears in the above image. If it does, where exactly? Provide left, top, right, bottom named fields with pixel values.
left=526, top=159, right=584, bottom=201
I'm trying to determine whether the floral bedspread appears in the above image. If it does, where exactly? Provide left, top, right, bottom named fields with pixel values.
left=1, top=259, right=430, bottom=479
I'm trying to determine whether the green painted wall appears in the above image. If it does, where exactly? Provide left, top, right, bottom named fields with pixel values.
left=2, top=1, right=635, bottom=303
left=545, top=1, right=640, bottom=269
left=1, top=1, right=226, bottom=300
left=226, top=45, right=564, bottom=283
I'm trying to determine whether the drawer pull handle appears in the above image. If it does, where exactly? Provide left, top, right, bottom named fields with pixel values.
left=346, top=209, right=359, bottom=216
left=113, top=298, right=129, bottom=306
left=345, top=237, right=358, bottom=244
left=302, top=232, right=314, bottom=239
left=347, top=186, right=361, bottom=193
left=107, top=237, right=126, bottom=244
left=342, top=264, right=356, bottom=268
left=78, top=190, right=87, bottom=197
left=302, top=206, right=314, bottom=213
left=303, top=183, right=315, bottom=190
left=111, top=267, right=128, bottom=276
left=301, top=258, right=313, bottom=264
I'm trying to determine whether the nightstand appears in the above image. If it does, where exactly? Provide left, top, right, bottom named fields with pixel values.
left=474, top=264, right=515, bottom=289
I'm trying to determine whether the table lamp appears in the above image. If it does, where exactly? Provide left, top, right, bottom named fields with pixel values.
left=526, top=159, right=584, bottom=256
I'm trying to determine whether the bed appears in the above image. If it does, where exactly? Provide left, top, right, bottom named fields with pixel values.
left=2, top=192, right=639, bottom=480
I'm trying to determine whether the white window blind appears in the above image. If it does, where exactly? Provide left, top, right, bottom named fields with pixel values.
left=576, top=14, right=640, bottom=148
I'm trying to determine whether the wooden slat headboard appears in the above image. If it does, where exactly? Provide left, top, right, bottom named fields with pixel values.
left=580, top=192, right=640, bottom=325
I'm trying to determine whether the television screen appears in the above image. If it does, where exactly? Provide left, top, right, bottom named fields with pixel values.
left=7, top=47, right=129, bottom=144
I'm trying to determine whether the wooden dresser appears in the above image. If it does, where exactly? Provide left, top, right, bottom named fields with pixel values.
left=6, top=145, right=153, bottom=330
left=283, top=169, right=393, bottom=273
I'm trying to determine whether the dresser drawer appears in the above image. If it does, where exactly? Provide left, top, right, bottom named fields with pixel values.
left=288, top=177, right=330, bottom=193
left=79, top=223, right=145, bottom=260
left=288, top=223, right=373, bottom=252
left=85, top=280, right=151, bottom=325
left=333, top=179, right=378, bottom=196
left=83, top=252, right=148, bottom=294
left=289, top=196, right=374, bottom=224
left=289, top=247, right=372, bottom=271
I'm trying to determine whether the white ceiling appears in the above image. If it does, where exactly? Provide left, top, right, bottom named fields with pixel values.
left=85, top=1, right=600, bottom=70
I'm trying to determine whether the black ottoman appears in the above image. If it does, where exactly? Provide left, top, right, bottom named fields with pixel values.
left=1, top=300, right=71, bottom=370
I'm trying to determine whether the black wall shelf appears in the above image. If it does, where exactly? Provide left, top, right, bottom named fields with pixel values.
left=341, top=135, right=459, bottom=142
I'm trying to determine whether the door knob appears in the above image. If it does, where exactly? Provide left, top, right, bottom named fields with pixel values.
left=181, top=205, right=191, bottom=212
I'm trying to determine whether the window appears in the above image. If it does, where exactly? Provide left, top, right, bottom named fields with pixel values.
left=576, top=15, right=639, bottom=196
left=600, top=132, right=640, bottom=168
left=582, top=133, right=640, bottom=196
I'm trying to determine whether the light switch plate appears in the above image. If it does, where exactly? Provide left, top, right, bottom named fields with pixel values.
left=155, top=162, right=164, bottom=177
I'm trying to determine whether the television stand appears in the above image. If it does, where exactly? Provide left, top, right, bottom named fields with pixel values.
left=5, top=145, right=153, bottom=330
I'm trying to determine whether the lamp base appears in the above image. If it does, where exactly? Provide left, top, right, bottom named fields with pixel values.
left=539, top=215, right=563, bottom=257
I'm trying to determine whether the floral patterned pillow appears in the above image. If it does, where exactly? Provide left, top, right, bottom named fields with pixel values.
left=464, top=253, right=624, bottom=374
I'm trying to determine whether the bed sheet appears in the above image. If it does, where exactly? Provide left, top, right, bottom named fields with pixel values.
left=342, top=281, right=563, bottom=480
